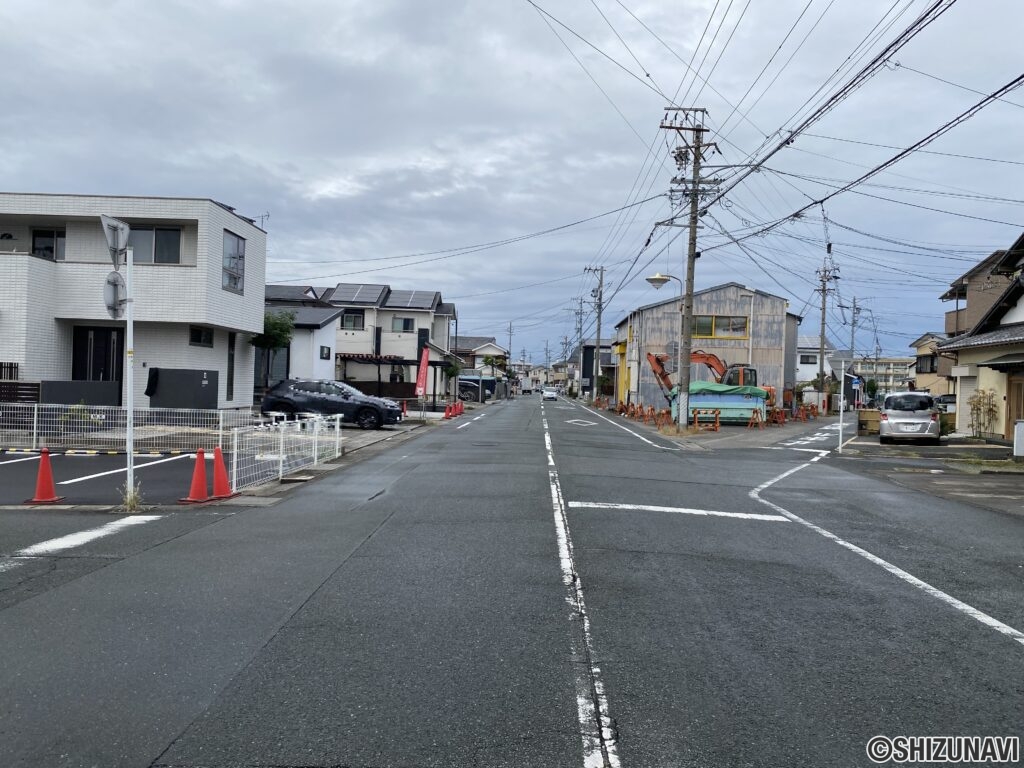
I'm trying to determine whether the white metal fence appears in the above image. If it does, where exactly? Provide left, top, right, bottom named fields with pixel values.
left=229, top=416, right=343, bottom=491
left=0, top=403, right=256, bottom=453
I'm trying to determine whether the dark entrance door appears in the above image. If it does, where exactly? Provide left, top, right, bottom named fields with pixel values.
left=72, top=327, right=123, bottom=383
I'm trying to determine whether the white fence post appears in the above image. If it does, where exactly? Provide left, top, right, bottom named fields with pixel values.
left=218, top=411, right=225, bottom=449
left=313, top=418, right=320, bottom=466
left=335, top=414, right=342, bottom=457
left=231, top=427, right=238, bottom=493
left=278, top=423, right=285, bottom=480
left=32, top=404, right=39, bottom=451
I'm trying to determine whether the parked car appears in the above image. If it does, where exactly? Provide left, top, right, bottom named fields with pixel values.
left=935, top=393, right=957, bottom=413
left=542, top=388, right=558, bottom=401
left=458, top=381, right=491, bottom=401
left=261, top=379, right=401, bottom=429
left=878, top=392, right=941, bottom=445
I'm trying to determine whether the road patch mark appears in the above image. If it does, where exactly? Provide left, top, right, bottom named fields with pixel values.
left=17, top=515, right=163, bottom=557
left=544, top=419, right=620, bottom=767
left=750, top=464, right=1024, bottom=648
left=57, top=453, right=192, bottom=485
left=569, top=501, right=789, bottom=522
left=566, top=419, right=598, bottom=427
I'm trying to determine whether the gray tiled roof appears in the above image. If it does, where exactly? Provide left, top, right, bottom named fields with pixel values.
left=937, top=322, right=1024, bottom=351
left=268, top=307, right=344, bottom=329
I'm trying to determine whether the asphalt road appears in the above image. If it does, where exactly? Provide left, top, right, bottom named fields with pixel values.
left=0, top=397, right=1021, bottom=767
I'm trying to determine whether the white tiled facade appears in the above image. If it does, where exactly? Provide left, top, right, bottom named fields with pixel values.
left=0, top=193, right=265, bottom=408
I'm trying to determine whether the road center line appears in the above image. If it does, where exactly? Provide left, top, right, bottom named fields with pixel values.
left=569, top=501, right=789, bottom=522
left=543, top=417, right=620, bottom=768
left=57, top=453, right=192, bottom=485
left=750, top=464, right=1024, bottom=647
left=16, top=515, right=163, bottom=557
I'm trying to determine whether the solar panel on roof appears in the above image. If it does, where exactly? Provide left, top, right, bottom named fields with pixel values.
left=332, top=283, right=386, bottom=304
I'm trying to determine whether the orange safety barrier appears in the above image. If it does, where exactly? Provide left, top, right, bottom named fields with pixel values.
left=693, top=409, right=721, bottom=432
left=747, top=409, right=765, bottom=430
left=795, top=406, right=807, bottom=422
left=655, top=408, right=672, bottom=428
left=769, top=408, right=787, bottom=427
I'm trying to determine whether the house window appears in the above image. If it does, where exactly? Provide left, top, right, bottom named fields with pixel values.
left=222, top=230, right=245, bottom=293
left=32, top=229, right=66, bottom=261
left=341, top=310, right=365, bottom=330
left=127, top=227, right=181, bottom=264
left=800, top=354, right=817, bottom=365
left=391, top=317, right=414, bottom=333
left=319, top=345, right=331, bottom=360
left=189, top=326, right=214, bottom=347
left=916, top=355, right=937, bottom=374
left=694, top=315, right=748, bottom=339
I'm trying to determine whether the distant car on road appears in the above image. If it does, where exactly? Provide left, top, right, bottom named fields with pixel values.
left=879, top=392, right=941, bottom=445
left=542, top=388, right=558, bottom=401
left=935, top=393, right=957, bottom=413
left=261, top=379, right=401, bottom=429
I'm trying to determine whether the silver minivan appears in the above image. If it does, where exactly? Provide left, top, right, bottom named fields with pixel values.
left=878, top=392, right=941, bottom=445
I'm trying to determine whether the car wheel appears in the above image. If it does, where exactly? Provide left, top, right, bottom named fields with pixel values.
left=355, top=407, right=382, bottom=430
left=879, top=435, right=890, bottom=444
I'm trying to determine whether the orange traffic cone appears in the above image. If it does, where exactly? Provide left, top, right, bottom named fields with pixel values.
left=25, top=448, right=65, bottom=504
left=443, top=404, right=452, bottom=419
left=457, top=401, right=464, bottom=415
left=179, top=448, right=210, bottom=504
left=401, top=400, right=408, bottom=416
left=210, top=446, right=238, bottom=500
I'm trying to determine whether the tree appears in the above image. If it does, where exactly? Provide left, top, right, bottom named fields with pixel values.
left=251, top=310, right=295, bottom=389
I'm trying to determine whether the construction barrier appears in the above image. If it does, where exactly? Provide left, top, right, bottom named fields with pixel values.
left=693, top=409, right=721, bottom=432
left=769, top=408, right=787, bottom=426
left=747, top=410, right=765, bottom=430
left=655, top=409, right=672, bottom=428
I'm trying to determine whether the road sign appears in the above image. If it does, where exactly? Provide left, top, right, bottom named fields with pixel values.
left=103, top=271, right=125, bottom=320
left=100, top=215, right=130, bottom=269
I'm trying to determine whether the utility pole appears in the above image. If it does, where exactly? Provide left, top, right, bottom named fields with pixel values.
left=815, top=260, right=840, bottom=400
left=544, top=340, right=551, bottom=384
left=660, top=107, right=714, bottom=428
left=575, top=298, right=584, bottom=398
left=837, top=296, right=860, bottom=453
left=584, top=266, right=604, bottom=402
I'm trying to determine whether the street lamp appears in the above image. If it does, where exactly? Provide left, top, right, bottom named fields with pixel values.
left=646, top=272, right=684, bottom=427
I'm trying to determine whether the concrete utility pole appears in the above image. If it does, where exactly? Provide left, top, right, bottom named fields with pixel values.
left=544, top=340, right=551, bottom=384
left=837, top=297, right=860, bottom=453
left=815, top=260, right=840, bottom=397
left=576, top=298, right=584, bottom=397
left=660, top=107, right=714, bottom=427
left=584, top=266, right=604, bottom=401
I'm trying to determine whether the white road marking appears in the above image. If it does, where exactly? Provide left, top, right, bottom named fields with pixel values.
left=0, top=559, right=23, bottom=573
left=542, top=417, right=620, bottom=768
left=0, top=455, right=43, bottom=466
left=569, top=501, right=789, bottom=522
left=16, top=515, right=163, bottom=557
left=566, top=419, right=598, bottom=427
left=576, top=404, right=681, bottom=452
left=456, top=421, right=472, bottom=430
left=57, top=453, right=192, bottom=485
left=750, top=464, right=1024, bottom=647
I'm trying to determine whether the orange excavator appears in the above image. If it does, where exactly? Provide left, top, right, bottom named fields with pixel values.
left=647, top=351, right=776, bottom=406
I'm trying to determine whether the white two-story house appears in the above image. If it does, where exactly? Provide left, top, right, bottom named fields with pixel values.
left=0, top=193, right=265, bottom=409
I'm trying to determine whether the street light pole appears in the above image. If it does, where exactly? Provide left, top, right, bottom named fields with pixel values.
left=646, top=272, right=683, bottom=426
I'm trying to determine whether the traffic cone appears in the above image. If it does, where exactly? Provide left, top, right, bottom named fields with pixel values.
left=444, top=404, right=452, bottom=420
left=401, top=400, right=408, bottom=416
left=179, top=448, right=210, bottom=504
left=25, top=448, right=65, bottom=504
left=210, top=446, right=238, bottom=500
left=457, top=400, right=464, bottom=415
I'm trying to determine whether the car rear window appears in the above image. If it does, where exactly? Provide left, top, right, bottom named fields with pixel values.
left=884, top=394, right=934, bottom=411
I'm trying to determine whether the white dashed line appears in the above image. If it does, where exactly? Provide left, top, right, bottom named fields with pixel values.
left=17, top=515, right=163, bottom=557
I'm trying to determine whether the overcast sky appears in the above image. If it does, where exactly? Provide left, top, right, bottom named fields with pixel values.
left=3, top=0, right=1021, bottom=364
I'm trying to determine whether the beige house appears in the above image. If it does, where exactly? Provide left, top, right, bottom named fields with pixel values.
left=908, top=332, right=952, bottom=394
left=937, top=237, right=1024, bottom=439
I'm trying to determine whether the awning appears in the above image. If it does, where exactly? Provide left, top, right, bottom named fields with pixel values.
left=977, top=353, right=1024, bottom=370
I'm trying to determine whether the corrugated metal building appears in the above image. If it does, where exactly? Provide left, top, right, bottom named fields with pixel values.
left=614, top=282, right=801, bottom=408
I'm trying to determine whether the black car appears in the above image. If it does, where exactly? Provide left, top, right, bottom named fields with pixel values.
left=261, top=380, right=401, bottom=429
